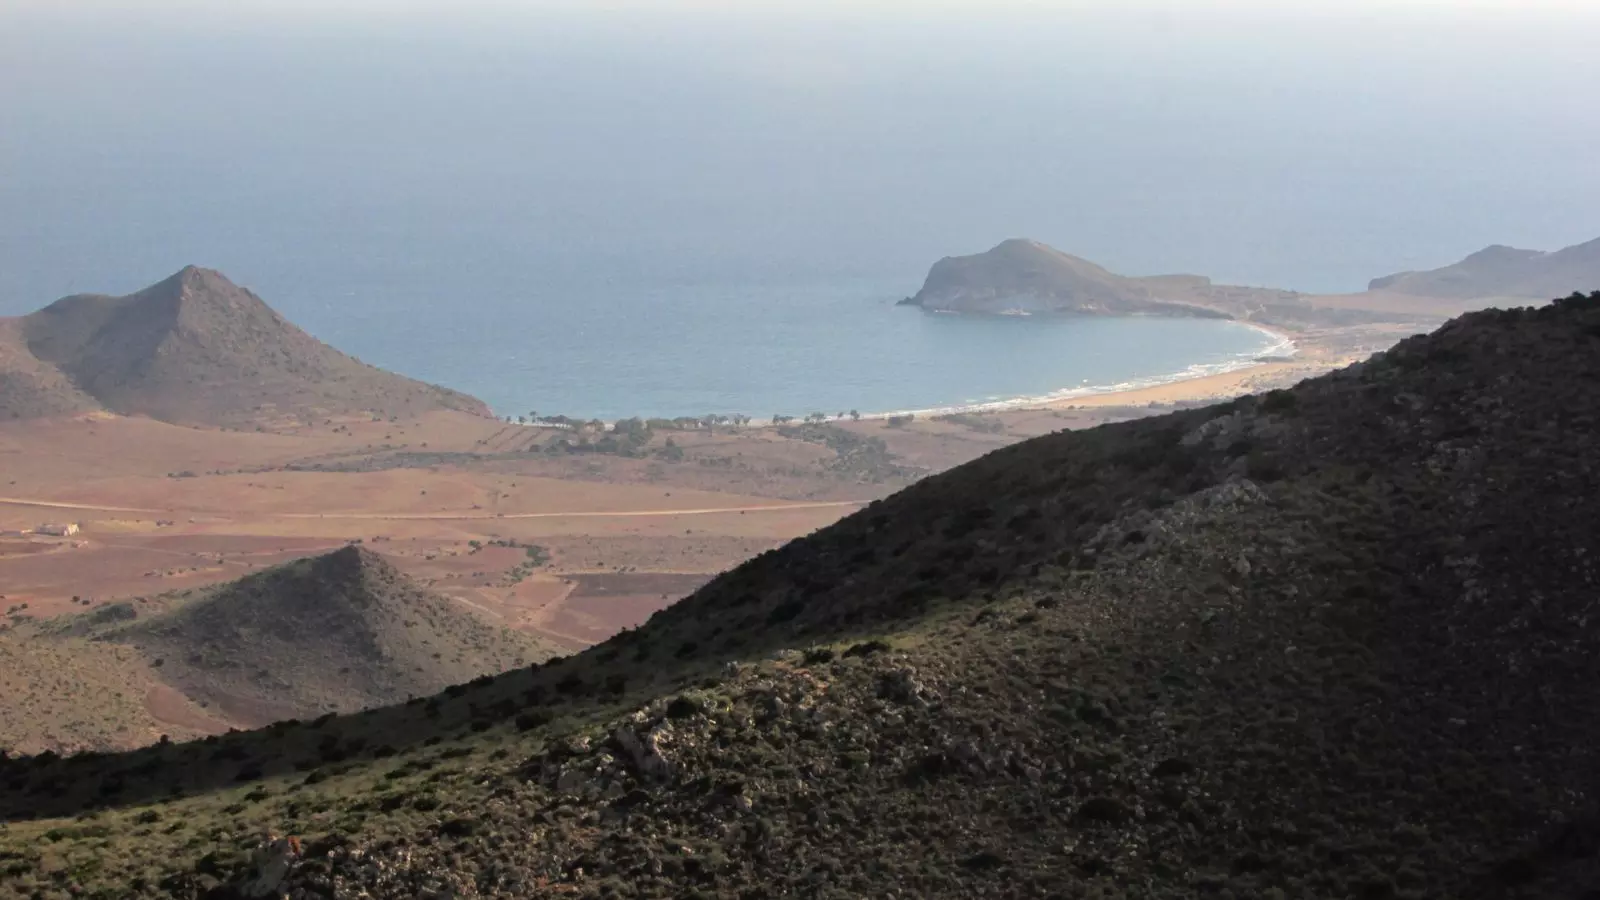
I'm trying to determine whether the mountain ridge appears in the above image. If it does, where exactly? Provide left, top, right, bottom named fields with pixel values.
left=1369, top=235, right=1600, bottom=298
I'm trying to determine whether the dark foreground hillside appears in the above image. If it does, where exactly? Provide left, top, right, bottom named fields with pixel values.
left=4, top=295, right=1600, bottom=899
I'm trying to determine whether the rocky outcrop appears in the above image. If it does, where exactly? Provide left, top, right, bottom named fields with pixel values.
left=613, top=721, right=675, bottom=780
left=239, top=835, right=301, bottom=898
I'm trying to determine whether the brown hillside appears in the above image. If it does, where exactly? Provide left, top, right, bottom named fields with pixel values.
left=4, top=266, right=491, bottom=425
left=0, top=320, right=100, bottom=420
left=100, top=545, right=559, bottom=726
left=7, top=295, right=1600, bottom=898
left=0, top=631, right=216, bottom=755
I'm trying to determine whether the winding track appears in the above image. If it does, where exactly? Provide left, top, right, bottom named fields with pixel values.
left=0, top=496, right=863, bottom=521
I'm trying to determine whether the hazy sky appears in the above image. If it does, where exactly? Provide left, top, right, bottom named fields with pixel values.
left=2, top=0, right=1597, bottom=303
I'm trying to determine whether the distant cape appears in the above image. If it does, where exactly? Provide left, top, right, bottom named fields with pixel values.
left=901, top=236, right=1600, bottom=329
left=1368, top=237, right=1600, bottom=299
left=901, top=239, right=1229, bottom=318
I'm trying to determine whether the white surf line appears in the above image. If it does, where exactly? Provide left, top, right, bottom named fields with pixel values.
left=0, top=496, right=863, bottom=521
left=844, top=321, right=1302, bottom=422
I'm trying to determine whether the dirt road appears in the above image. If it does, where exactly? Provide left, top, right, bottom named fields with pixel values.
left=0, top=496, right=863, bottom=521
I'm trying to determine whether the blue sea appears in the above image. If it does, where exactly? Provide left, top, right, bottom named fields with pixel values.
left=272, top=275, right=1284, bottom=421
left=2, top=6, right=1595, bottom=419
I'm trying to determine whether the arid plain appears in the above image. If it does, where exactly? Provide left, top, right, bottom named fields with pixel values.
left=0, top=405, right=1111, bottom=644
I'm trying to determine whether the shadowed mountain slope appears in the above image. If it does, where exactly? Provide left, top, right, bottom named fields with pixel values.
left=1370, top=236, right=1600, bottom=299
left=2, top=266, right=490, bottom=425
left=0, top=319, right=101, bottom=420
left=4, top=296, right=1600, bottom=898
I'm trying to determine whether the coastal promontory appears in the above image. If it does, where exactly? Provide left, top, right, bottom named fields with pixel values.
left=1367, top=236, right=1600, bottom=300
left=901, top=239, right=1230, bottom=318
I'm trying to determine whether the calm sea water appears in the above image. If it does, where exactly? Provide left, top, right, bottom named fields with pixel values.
left=278, top=276, right=1282, bottom=421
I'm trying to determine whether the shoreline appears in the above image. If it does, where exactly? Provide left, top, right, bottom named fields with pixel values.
left=849, top=319, right=1303, bottom=421
left=499, top=319, right=1326, bottom=429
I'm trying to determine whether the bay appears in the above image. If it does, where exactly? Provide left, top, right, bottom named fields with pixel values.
left=273, top=275, right=1281, bottom=421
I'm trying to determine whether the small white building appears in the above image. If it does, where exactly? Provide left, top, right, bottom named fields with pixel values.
left=35, top=522, right=80, bottom=537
